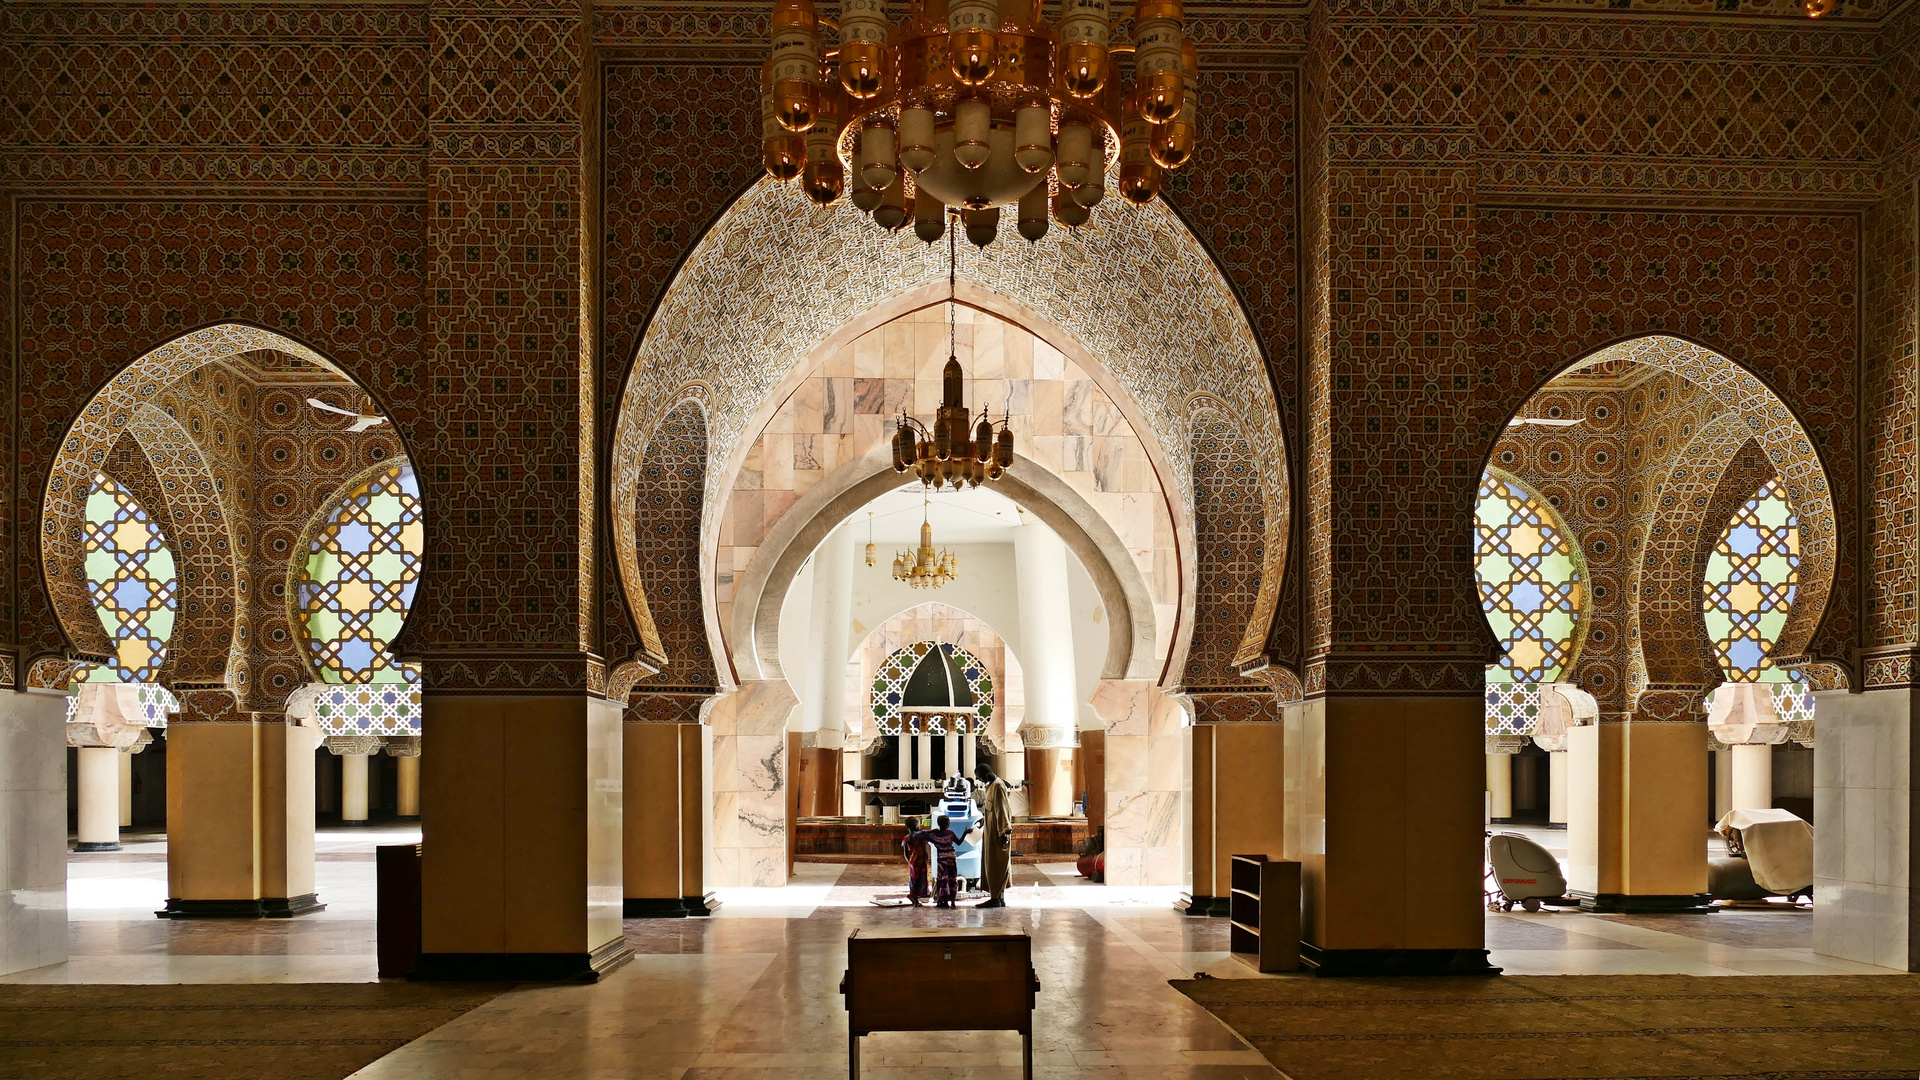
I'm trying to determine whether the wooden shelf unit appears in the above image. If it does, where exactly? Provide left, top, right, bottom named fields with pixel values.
left=1228, top=854, right=1301, bottom=973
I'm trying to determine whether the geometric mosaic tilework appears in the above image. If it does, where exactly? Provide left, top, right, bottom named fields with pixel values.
left=854, top=604, right=1011, bottom=746
left=633, top=401, right=716, bottom=693
left=1185, top=406, right=1270, bottom=691
left=295, top=462, right=422, bottom=686
left=1485, top=680, right=1540, bottom=751
left=1475, top=471, right=1586, bottom=685
left=81, top=471, right=178, bottom=684
left=1703, top=477, right=1800, bottom=683
left=311, top=677, right=421, bottom=739
left=870, top=640, right=991, bottom=730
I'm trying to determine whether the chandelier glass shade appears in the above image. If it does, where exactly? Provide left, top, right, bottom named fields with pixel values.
left=760, top=0, right=1200, bottom=247
left=893, top=507, right=959, bottom=589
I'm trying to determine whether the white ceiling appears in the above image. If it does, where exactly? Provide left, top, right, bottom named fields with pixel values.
left=843, top=483, right=1030, bottom=546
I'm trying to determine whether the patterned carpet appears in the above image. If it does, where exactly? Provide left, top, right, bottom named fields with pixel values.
left=0, top=982, right=501, bottom=1080
left=1173, top=974, right=1920, bottom=1080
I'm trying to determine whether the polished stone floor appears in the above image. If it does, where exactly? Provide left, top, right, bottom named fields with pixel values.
left=4, top=828, right=1902, bottom=1077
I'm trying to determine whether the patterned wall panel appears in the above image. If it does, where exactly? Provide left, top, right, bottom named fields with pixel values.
left=1474, top=211, right=1858, bottom=677
left=1863, top=183, right=1919, bottom=660
left=414, top=2, right=596, bottom=690
left=854, top=603, right=1012, bottom=747
left=1476, top=15, right=1884, bottom=205
left=0, top=4, right=429, bottom=190
left=633, top=401, right=716, bottom=694
left=1302, top=0, right=1491, bottom=697
left=1185, top=407, right=1268, bottom=695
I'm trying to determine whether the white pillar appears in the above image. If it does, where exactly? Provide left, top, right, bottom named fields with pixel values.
left=341, top=753, right=370, bottom=825
left=1548, top=750, right=1568, bottom=828
left=1486, top=753, right=1513, bottom=822
left=119, top=750, right=134, bottom=828
left=1731, top=743, right=1773, bottom=812
left=944, top=730, right=960, bottom=780
left=1012, top=519, right=1078, bottom=772
left=963, top=734, right=977, bottom=779
left=75, top=746, right=122, bottom=851
left=1714, top=749, right=1735, bottom=821
left=396, top=754, right=420, bottom=818
left=806, top=527, right=856, bottom=748
left=916, top=731, right=932, bottom=781
left=897, top=734, right=912, bottom=781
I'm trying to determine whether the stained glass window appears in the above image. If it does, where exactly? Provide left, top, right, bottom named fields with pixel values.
left=295, top=463, right=423, bottom=736
left=1702, top=477, right=1798, bottom=682
left=1474, top=472, right=1586, bottom=683
left=82, top=471, right=178, bottom=683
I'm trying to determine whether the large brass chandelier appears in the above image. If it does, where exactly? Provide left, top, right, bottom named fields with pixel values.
left=891, top=228, right=1014, bottom=490
left=894, top=498, right=959, bottom=588
left=760, top=0, right=1200, bottom=246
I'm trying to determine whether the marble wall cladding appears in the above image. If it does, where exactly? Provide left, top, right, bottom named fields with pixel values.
left=1094, top=681, right=1187, bottom=886
left=708, top=680, right=797, bottom=887
left=0, top=690, right=69, bottom=976
left=717, top=307, right=1179, bottom=660
left=1812, top=689, right=1914, bottom=971
left=586, top=697, right=625, bottom=952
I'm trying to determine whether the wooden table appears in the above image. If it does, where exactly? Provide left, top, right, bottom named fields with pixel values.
left=840, top=927, right=1040, bottom=1079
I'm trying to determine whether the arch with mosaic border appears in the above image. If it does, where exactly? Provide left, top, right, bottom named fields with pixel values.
left=609, top=180, right=1288, bottom=696
left=38, top=322, right=413, bottom=699
left=1505, top=334, right=1846, bottom=691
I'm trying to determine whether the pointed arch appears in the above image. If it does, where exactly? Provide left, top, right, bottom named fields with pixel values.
left=610, top=180, right=1287, bottom=691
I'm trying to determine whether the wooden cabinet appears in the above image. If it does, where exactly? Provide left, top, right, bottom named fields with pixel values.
left=1229, top=853, right=1300, bottom=973
left=841, top=927, right=1040, bottom=1078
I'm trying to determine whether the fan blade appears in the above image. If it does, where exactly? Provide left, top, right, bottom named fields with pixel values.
left=306, top=397, right=358, bottom=417
left=347, top=417, right=388, bottom=433
left=1506, top=417, right=1582, bottom=427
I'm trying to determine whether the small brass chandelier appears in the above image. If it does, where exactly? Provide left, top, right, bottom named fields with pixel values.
left=894, top=498, right=959, bottom=589
left=891, top=227, right=1014, bottom=490
left=760, top=0, right=1201, bottom=246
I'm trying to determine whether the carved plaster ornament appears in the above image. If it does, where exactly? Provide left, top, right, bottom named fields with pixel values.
left=1532, top=681, right=1598, bottom=753
left=1706, top=682, right=1789, bottom=747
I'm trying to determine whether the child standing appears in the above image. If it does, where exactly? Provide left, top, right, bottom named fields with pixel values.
left=924, top=815, right=962, bottom=908
left=901, top=816, right=930, bottom=906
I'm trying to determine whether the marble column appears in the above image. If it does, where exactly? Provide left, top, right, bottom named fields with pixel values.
left=1714, top=749, right=1734, bottom=822
left=119, top=749, right=135, bottom=828
left=915, top=730, right=932, bottom=783
left=1567, top=701, right=1710, bottom=912
left=1811, top=684, right=1914, bottom=970
left=1486, top=754, right=1513, bottom=823
left=396, top=754, right=421, bottom=819
left=706, top=680, right=798, bottom=887
left=1548, top=750, right=1568, bottom=829
left=1731, top=743, right=1773, bottom=812
left=1014, top=520, right=1078, bottom=816
left=0, top=687, right=70, bottom=976
left=896, top=734, right=912, bottom=781
left=1091, top=682, right=1186, bottom=886
left=943, top=730, right=960, bottom=782
left=804, top=526, right=855, bottom=769
left=76, top=747, right=122, bottom=851
left=340, top=752, right=371, bottom=825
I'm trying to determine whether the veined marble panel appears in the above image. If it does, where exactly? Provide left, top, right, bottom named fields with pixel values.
left=0, top=690, right=70, bottom=976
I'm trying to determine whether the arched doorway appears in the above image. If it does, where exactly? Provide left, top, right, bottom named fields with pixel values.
left=609, top=189, right=1287, bottom=896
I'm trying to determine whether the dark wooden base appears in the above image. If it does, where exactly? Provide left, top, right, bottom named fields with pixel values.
left=1576, top=892, right=1714, bottom=914
left=411, top=938, right=633, bottom=982
left=156, top=894, right=327, bottom=919
left=1299, top=943, right=1500, bottom=976
left=796, top=818, right=1088, bottom=858
left=624, top=897, right=689, bottom=918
